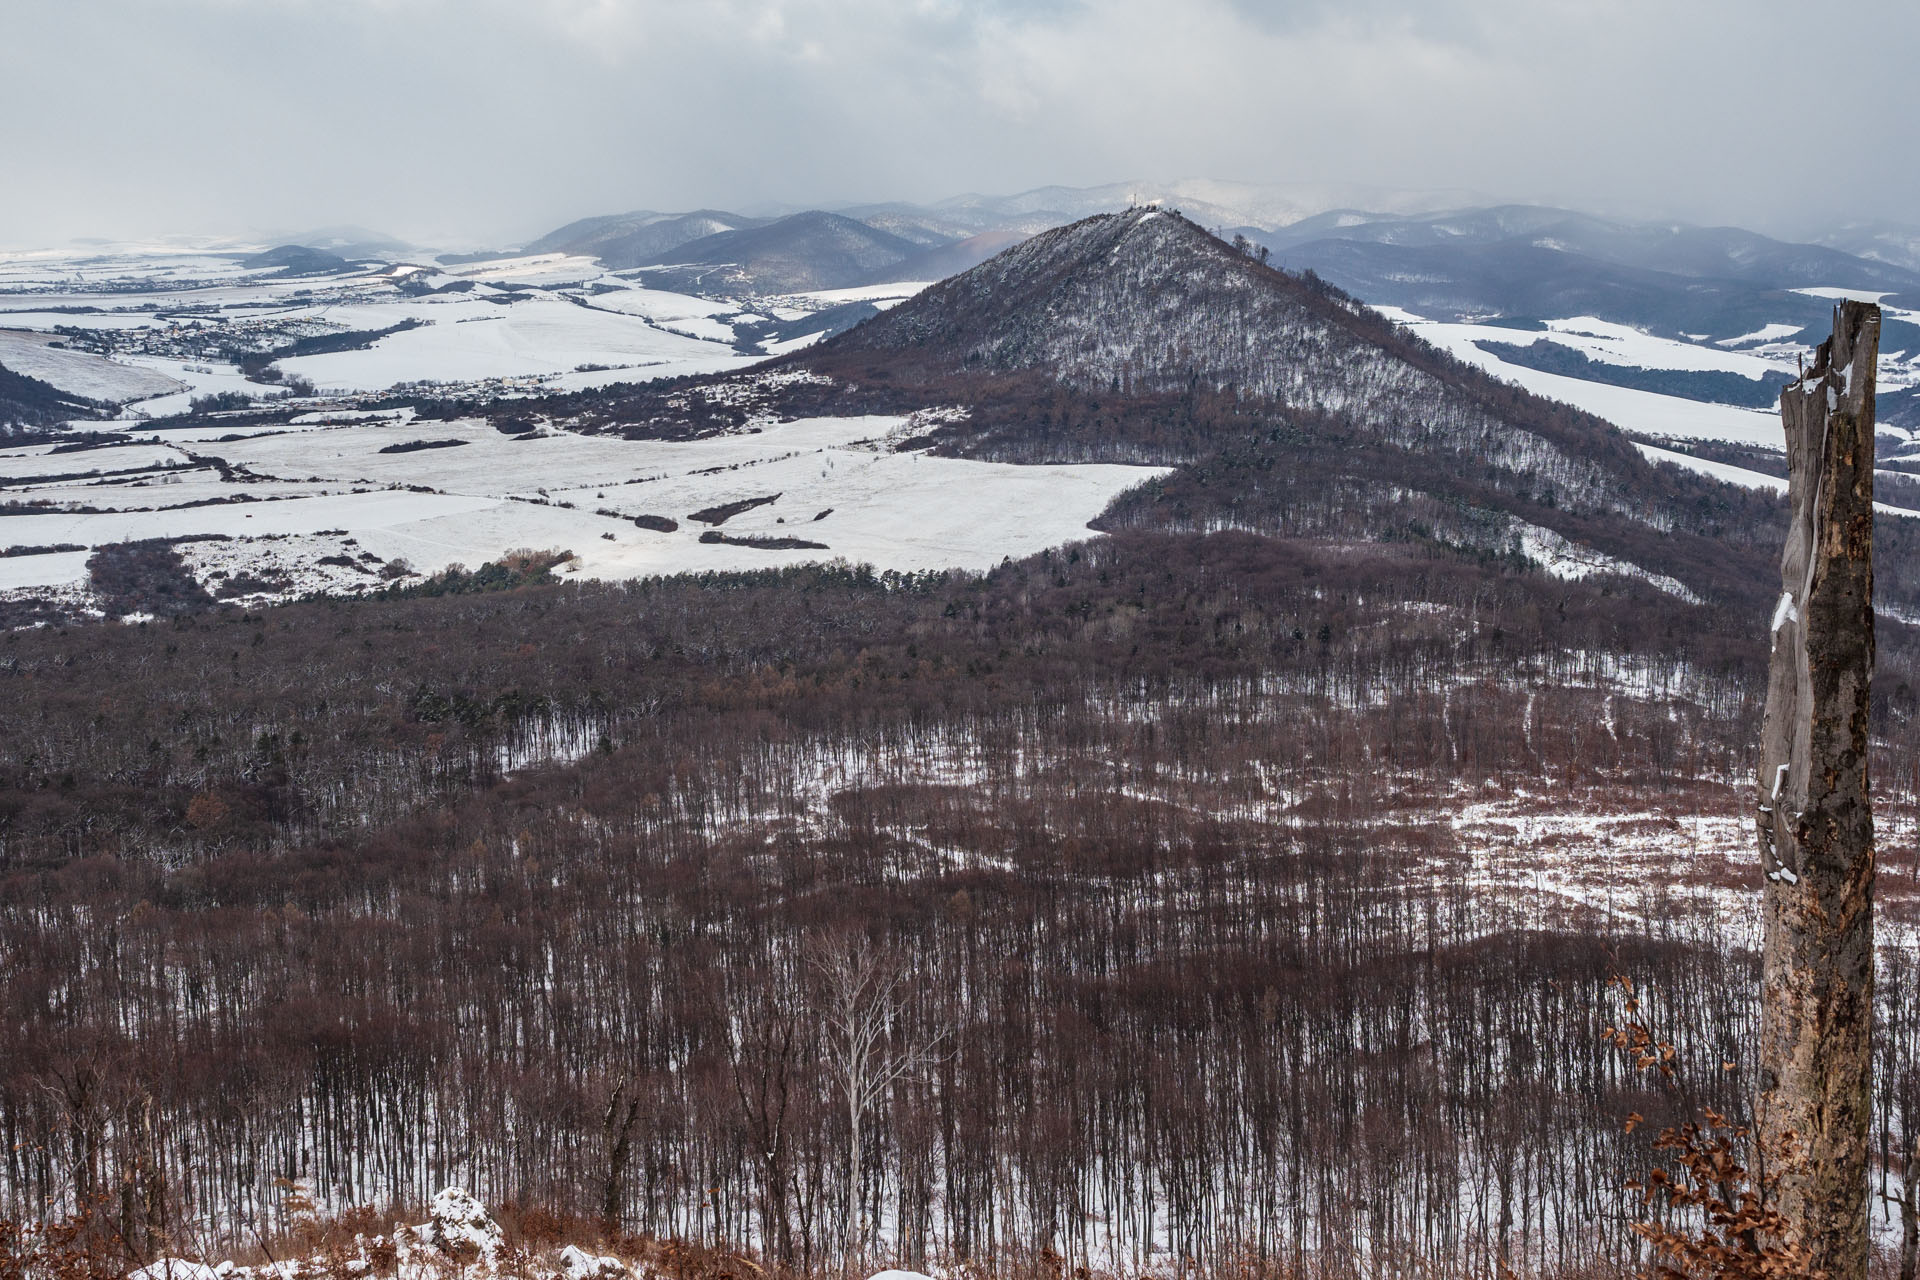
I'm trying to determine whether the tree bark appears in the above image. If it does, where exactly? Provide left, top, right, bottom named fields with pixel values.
left=601, top=1078, right=640, bottom=1237
left=1759, top=298, right=1880, bottom=1279
left=1898, top=1139, right=1917, bottom=1280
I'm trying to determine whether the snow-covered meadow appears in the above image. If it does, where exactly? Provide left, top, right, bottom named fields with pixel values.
left=1377, top=300, right=1920, bottom=507
left=5, top=238, right=1915, bottom=614
left=2, top=243, right=1136, bottom=607
left=0, top=241, right=927, bottom=411
left=1376, top=305, right=1794, bottom=447
left=0, top=408, right=1166, bottom=600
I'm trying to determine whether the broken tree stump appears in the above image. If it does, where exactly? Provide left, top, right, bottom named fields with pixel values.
left=1758, top=298, right=1880, bottom=1279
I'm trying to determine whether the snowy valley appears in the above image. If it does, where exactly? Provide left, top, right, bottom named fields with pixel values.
left=9, top=183, right=1920, bottom=1280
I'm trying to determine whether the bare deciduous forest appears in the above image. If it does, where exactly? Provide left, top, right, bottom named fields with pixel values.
left=5, top=526, right=1920, bottom=1278
left=6, top=213, right=1920, bottom=1280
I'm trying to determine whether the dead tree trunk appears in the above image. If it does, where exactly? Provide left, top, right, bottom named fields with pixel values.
left=1758, top=298, right=1880, bottom=1279
left=601, top=1077, right=640, bottom=1237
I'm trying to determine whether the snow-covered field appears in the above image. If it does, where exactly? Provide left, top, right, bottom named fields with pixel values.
left=1377, top=305, right=1792, bottom=446
left=0, top=242, right=929, bottom=414
left=0, top=409, right=1166, bottom=602
left=1377, top=301, right=1920, bottom=515
left=274, top=292, right=762, bottom=391
left=0, top=245, right=1040, bottom=610
left=0, top=329, right=183, bottom=402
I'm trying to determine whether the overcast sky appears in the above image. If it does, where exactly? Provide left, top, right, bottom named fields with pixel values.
left=3, top=0, right=1914, bottom=249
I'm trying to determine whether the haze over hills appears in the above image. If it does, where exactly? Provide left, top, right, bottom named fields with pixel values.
left=1257, top=204, right=1920, bottom=292
left=1252, top=204, right=1920, bottom=337
left=520, top=182, right=1920, bottom=356
left=1807, top=218, right=1920, bottom=273
left=523, top=209, right=768, bottom=270
left=638, top=210, right=925, bottom=294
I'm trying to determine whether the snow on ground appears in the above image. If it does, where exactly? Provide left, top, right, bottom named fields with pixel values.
left=1538, top=316, right=1795, bottom=377
left=1794, top=286, right=1896, bottom=303
left=1717, top=322, right=1804, bottom=347
left=115, top=357, right=286, bottom=417
left=0, top=488, right=500, bottom=555
left=0, top=307, right=171, bottom=330
left=0, top=550, right=92, bottom=591
left=276, top=292, right=752, bottom=391
left=440, top=253, right=606, bottom=287
left=777, top=281, right=933, bottom=308
left=126, top=1186, right=942, bottom=1280
left=14, top=470, right=338, bottom=511
left=185, top=414, right=1168, bottom=580
left=577, top=283, right=740, bottom=323
left=1376, top=306, right=1790, bottom=446
left=0, top=241, right=270, bottom=291
left=0, top=442, right=187, bottom=479
left=1512, top=520, right=1699, bottom=602
left=1633, top=441, right=1920, bottom=520
left=540, top=355, right=765, bottom=393
left=763, top=331, right=829, bottom=356
left=0, top=412, right=1167, bottom=605
left=1633, top=442, right=1785, bottom=493
left=0, top=243, right=870, bottom=412
left=1444, top=789, right=1761, bottom=941
left=0, top=329, right=183, bottom=401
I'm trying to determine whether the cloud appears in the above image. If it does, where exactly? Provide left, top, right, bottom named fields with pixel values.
left=1, top=0, right=1914, bottom=248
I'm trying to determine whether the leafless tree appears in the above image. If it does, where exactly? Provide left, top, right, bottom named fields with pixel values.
left=811, top=934, right=945, bottom=1272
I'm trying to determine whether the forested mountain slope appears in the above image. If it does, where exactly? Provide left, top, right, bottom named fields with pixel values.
left=641, top=211, right=924, bottom=293
left=794, top=208, right=1811, bottom=611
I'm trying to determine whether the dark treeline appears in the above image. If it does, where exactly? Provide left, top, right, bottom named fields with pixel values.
left=0, top=361, right=106, bottom=432
left=6, top=531, right=1920, bottom=1276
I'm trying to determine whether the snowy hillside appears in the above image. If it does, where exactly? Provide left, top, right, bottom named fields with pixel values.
left=823, top=208, right=1638, bottom=516
left=0, top=403, right=1161, bottom=609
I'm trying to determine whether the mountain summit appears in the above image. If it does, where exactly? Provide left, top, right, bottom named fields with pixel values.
left=814, top=208, right=1637, bottom=492
left=798, top=208, right=1795, bottom=608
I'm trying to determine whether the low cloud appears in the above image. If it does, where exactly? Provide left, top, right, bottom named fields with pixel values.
left=3, top=0, right=1913, bottom=247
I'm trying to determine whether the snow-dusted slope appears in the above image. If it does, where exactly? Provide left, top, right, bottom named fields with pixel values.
left=0, top=330, right=182, bottom=403
left=824, top=207, right=1638, bottom=515
left=0, top=408, right=1164, bottom=604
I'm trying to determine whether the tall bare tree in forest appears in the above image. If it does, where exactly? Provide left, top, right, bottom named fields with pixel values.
left=1758, top=299, right=1881, bottom=1279
left=813, top=934, right=943, bottom=1274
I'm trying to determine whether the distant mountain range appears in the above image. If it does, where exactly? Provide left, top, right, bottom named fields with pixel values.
left=507, top=183, right=1920, bottom=350
left=525, top=203, right=1045, bottom=293
left=523, top=209, right=765, bottom=270
left=634, top=211, right=925, bottom=294
left=1246, top=205, right=1920, bottom=342
left=516, top=180, right=1483, bottom=295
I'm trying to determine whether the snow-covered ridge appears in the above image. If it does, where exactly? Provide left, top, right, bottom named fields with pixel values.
left=829, top=209, right=1628, bottom=515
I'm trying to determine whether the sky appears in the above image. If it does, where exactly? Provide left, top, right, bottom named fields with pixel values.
left=2, top=0, right=1916, bottom=250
